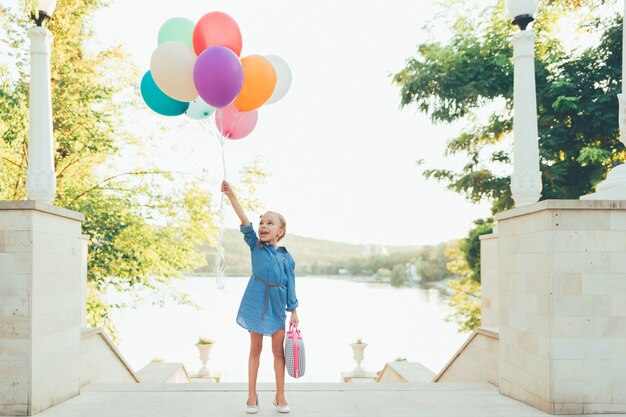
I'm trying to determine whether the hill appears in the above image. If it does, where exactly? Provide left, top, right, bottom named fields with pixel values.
left=195, top=228, right=424, bottom=276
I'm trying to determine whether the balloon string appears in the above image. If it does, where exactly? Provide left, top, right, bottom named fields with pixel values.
left=202, top=112, right=227, bottom=290
left=201, top=107, right=245, bottom=290
left=215, top=107, right=246, bottom=139
left=214, top=185, right=226, bottom=290
left=228, top=111, right=245, bottom=137
left=216, top=109, right=227, bottom=290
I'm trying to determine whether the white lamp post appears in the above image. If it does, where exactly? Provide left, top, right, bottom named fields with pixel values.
left=26, top=0, right=58, bottom=203
left=506, top=0, right=542, bottom=207
left=581, top=1, right=626, bottom=200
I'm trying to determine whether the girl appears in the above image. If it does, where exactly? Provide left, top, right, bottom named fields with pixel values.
left=221, top=180, right=299, bottom=415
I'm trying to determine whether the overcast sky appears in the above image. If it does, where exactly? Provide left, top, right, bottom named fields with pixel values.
left=5, top=0, right=495, bottom=245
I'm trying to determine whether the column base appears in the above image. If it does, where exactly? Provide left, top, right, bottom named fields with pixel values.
left=581, top=164, right=626, bottom=200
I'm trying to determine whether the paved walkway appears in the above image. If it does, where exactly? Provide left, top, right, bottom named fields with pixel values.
left=13, top=382, right=626, bottom=417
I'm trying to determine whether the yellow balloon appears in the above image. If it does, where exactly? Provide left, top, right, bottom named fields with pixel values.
left=233, top=55, right=277, bottom=112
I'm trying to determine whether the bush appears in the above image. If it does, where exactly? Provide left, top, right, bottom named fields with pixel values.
left=390, top=264, right=408, bottom=287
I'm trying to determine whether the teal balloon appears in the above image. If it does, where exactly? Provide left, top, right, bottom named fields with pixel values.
left=140, top=71, right=189, bottom=116
left=158, top=17, right=195, bottom=49
left=186, top=97, right=215, bottom=120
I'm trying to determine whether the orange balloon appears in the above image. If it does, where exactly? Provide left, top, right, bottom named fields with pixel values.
left=233, top=55, right=277, bottom=112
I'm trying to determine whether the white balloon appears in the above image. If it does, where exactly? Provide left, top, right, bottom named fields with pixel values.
left=150, top=41, right=198, bottom=102
left=265, top=55, right=292, bottom=105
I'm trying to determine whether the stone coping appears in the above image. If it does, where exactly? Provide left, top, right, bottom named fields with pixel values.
left=432, top=327, right=499, bottom=383
left=0, top=200, right=85, bottom=221
left=376, top=361, right=436, bottom=383
left=82, top=327, right=140, bottom=383
left=495, top=199, right=626, bottom=222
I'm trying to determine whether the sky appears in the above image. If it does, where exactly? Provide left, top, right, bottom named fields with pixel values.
left=5, top=0, right=495, bottom=245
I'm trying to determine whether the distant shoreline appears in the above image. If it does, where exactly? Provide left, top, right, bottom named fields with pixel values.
left=183, top=273, right=449, bottom=291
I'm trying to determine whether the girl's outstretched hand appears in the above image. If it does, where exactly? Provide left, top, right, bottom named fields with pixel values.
left=221, top=180, right=233, bottom=196
left=221, top=180, right=249, bottom=226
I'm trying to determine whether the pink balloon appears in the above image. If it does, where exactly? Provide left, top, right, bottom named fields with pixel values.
left=215, top=104, right=258, bottom=140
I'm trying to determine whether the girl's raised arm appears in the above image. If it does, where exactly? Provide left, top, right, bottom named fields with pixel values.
left=221, top=180, right=250, bottom=227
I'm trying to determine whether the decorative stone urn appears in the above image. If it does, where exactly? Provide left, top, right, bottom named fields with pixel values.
left=349, top=340, right=368, bottom=376
left=195, top=340, right=215, bottom=377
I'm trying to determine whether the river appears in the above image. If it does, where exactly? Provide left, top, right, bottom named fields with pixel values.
left=108, top=276, right=468, bottom=382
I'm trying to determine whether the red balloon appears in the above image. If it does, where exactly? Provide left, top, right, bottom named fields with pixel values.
left=193, top=12, right=242, bottom=56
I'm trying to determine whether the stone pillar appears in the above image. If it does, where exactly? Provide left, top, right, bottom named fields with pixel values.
left=510, top=30, right=542, bottom=207
left=0, top=201, right=84, bottom=416
left=26, top=27, right=56, bottom=204
left=496, top=200, right=626, bottom=414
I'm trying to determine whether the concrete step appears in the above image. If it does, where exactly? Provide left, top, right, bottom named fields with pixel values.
left=82, top=381, right=496, bottom=392
left=81, top=382, right=498, bottom=393
left=14, top=382, right=565, bottom=417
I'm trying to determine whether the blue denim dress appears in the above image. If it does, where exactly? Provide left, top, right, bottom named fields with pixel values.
left=236, top=224, right=299, bottom=336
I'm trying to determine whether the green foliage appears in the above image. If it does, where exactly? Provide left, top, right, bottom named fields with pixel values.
left=396, top=0, right=625, bottom=332
left=0, top=1, right=221, bottom=337
left=320, top=245, right=454, bottom=279
left=444, top=244, right=482, bottom=332
left=460, top=218, right=494, bottom=283
left=377, top=268, right=391, bottom=278
left=440, top=219, right=493, bottom=332
left=415, top=242, right=453, bottom=282
left=446, top=278, right=482, bottom=332
left=390, top=264, right=408, bottom=287
left=395, top=0, right=625, bottom=213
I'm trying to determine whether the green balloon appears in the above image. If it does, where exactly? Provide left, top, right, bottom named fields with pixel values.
left=140, top=71, right=189, bottom=116
left=158, top=17, right=195, bottom=49
left=186, top=97, right=215, bottom=120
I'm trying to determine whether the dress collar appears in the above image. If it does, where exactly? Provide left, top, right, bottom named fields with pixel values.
left=260, top=241, right=288, bottom=253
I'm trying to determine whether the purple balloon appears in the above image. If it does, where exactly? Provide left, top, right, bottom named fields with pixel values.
left=193, top=46, right=244, bottom=108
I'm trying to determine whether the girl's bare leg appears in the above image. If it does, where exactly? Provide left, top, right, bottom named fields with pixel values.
left=271, top=328, right=287, bottom=405
left=248, top=332, right=263, bottom=406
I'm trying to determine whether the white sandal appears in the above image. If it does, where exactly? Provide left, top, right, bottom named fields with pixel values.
left=273, top=396, right=290, bottom=414
left=246, top=395, right=259, bottom=414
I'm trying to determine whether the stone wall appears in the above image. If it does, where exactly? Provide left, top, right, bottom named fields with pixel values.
left=0, top=201, right=83, bottom=416
left=491, top=200, right=626, bottom=414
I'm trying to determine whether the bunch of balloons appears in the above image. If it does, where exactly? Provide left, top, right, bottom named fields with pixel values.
left=140, top=12, right=292, bottom=140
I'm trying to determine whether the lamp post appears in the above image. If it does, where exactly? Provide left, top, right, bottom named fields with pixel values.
left=506, top=0, right=542, bottom=207
left=581, top=1, right=626, bottom=200
left=26, top=0, right=57, bottom=203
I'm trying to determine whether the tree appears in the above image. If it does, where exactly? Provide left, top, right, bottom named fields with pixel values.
left=0, top=1, right=229, bottom=338
left=415, top=242, right=453, bottom=282
left=395, top=0, right=624, bottom=213
left=444, top=244, right=482, bottom=332
left=459, top=218, right=494, bottom=283
left=390, top=264, right=408, bottom=287
left=395, top=0, right=622, bottom=331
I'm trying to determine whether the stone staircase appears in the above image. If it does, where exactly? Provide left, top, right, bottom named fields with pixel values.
left=13, top=382, right=554, bottom=417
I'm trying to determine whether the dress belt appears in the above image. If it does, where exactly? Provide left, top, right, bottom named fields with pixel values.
left=254, top=273, right=285, bottom=320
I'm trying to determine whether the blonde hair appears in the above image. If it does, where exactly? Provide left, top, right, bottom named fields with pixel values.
left=260, top=211, right=287, bottom=242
